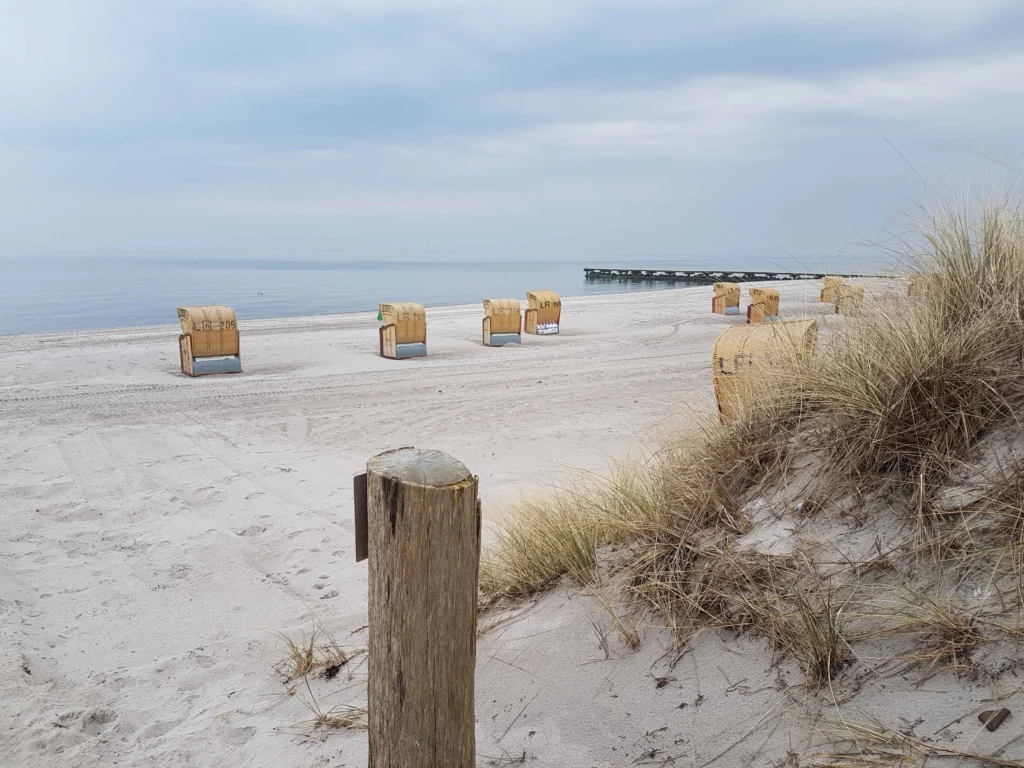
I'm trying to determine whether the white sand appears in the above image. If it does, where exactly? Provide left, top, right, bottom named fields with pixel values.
left=6, top=280, right=1019, bottom=767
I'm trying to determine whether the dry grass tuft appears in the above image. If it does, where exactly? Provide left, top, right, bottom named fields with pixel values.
left=864, top=588, right=983, bottom=678
left=277, top=630, right=369, bottom=737
left=980, top=459, right=1024, bottom=555
left=479, top=459, right=663, bottom=602
left=818, top=717, right=1024, bottom=767
left=587, top=588, right=641, bottom=653
left=311, top=705, right=368, bottom=731
left=289, top=674, right=369, bottom=734
left=625, top=544, right=792, bottom=637
left=273, top=622, right=365, bottom=683
left=773, top=585, right=852, bottom=689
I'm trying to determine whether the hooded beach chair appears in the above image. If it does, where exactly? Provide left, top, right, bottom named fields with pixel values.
left=908, top=273, right=946, bottom=298
left=482, top=299, right=522, bottom=346
left=746, top=287, right=780, bottom=324
left=177, top=306, right=242, bottom=376
left=820, top=276, right=843, bottom=304
left=379, top=303, right=427, bottom=359
left=835, top=283, right=866, bottom=316
left=524, top=291, right=561, bottom=335
left=712, top=282, right=742, bottom=315
left=712, top=319, right=818, bottom=422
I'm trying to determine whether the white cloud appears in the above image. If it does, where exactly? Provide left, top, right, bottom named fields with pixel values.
left=191, top=176, right=664, bottom=217
left=242, top=0, right=1016, bottom=22
left=201, top=189, right=495, bottom=216
left=477, top=52, right=1024, bottom=159
left=238, top=0, right=1021, bottom=43
left=0, top=2, right=134, bottom=85
left=762, top=0, right=1017, bottom=23
left=235, top=0, right=589, bottom=36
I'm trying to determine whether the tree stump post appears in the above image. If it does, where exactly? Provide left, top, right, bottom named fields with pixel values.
left=365, top=448, right=480, bottom=768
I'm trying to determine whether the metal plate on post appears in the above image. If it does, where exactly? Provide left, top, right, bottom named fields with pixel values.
left=476, top=498, right=482, bottom=547
left=354, top=472, right=368, bottom=562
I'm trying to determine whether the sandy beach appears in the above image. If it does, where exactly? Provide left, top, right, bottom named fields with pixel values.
left=9, top=279, right=1010, bottom=768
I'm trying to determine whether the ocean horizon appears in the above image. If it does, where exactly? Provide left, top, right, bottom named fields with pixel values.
left=0, top=253, right=889, bottom=335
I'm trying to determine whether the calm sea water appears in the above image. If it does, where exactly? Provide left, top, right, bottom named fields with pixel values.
left=0, top=255, right=883, bottom=335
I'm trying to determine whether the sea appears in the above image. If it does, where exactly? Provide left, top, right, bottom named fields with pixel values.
left=0, top=254, right=885, bottom=335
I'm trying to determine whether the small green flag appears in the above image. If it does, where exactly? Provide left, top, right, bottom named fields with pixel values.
left=377, top=310, right=382, bottom=321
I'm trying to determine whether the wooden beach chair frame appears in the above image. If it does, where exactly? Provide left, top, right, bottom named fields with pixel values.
left=177, top=306, right=242, bottom=377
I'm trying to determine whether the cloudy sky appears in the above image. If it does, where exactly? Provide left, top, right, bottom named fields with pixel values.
left=2, top=0, right=1024, bottom=264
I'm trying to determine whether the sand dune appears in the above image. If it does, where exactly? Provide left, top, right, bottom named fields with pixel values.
left=2, top=282, right=882, bottom=767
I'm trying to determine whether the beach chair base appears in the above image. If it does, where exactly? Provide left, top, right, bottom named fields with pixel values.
left=486, top=333, right=521, bottom=347
left=746, top=305, right=780, bottom=324
left=712, top=296, right=741, bottom=315
left=524, top=309, right=559, bottom=335
left=190, top=355, right=242, bottom=376
left=394, top=342, right=427, bottom=359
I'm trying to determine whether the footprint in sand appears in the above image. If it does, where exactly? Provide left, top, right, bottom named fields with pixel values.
left=223, top=726, right=257, bottom=746
left=51, top=708, right=117, bottom=739
left=80, top=709, right=117, bottom=736
left=234, top=525, right=265, bottom=537
left=140, top=720, right=179, bottom=740
left=169, top=564, right=192, bottom=580
left=53, top=711, right=82, bottom=729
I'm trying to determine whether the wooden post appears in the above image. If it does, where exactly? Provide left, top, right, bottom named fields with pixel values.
left=366, top=448, right=480, bottom=768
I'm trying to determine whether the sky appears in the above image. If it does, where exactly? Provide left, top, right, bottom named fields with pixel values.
left=2, top=0, right=1024, bottom=265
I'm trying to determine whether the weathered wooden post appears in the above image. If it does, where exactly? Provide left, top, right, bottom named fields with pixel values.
left=359, top=448, right=480, bottom=768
